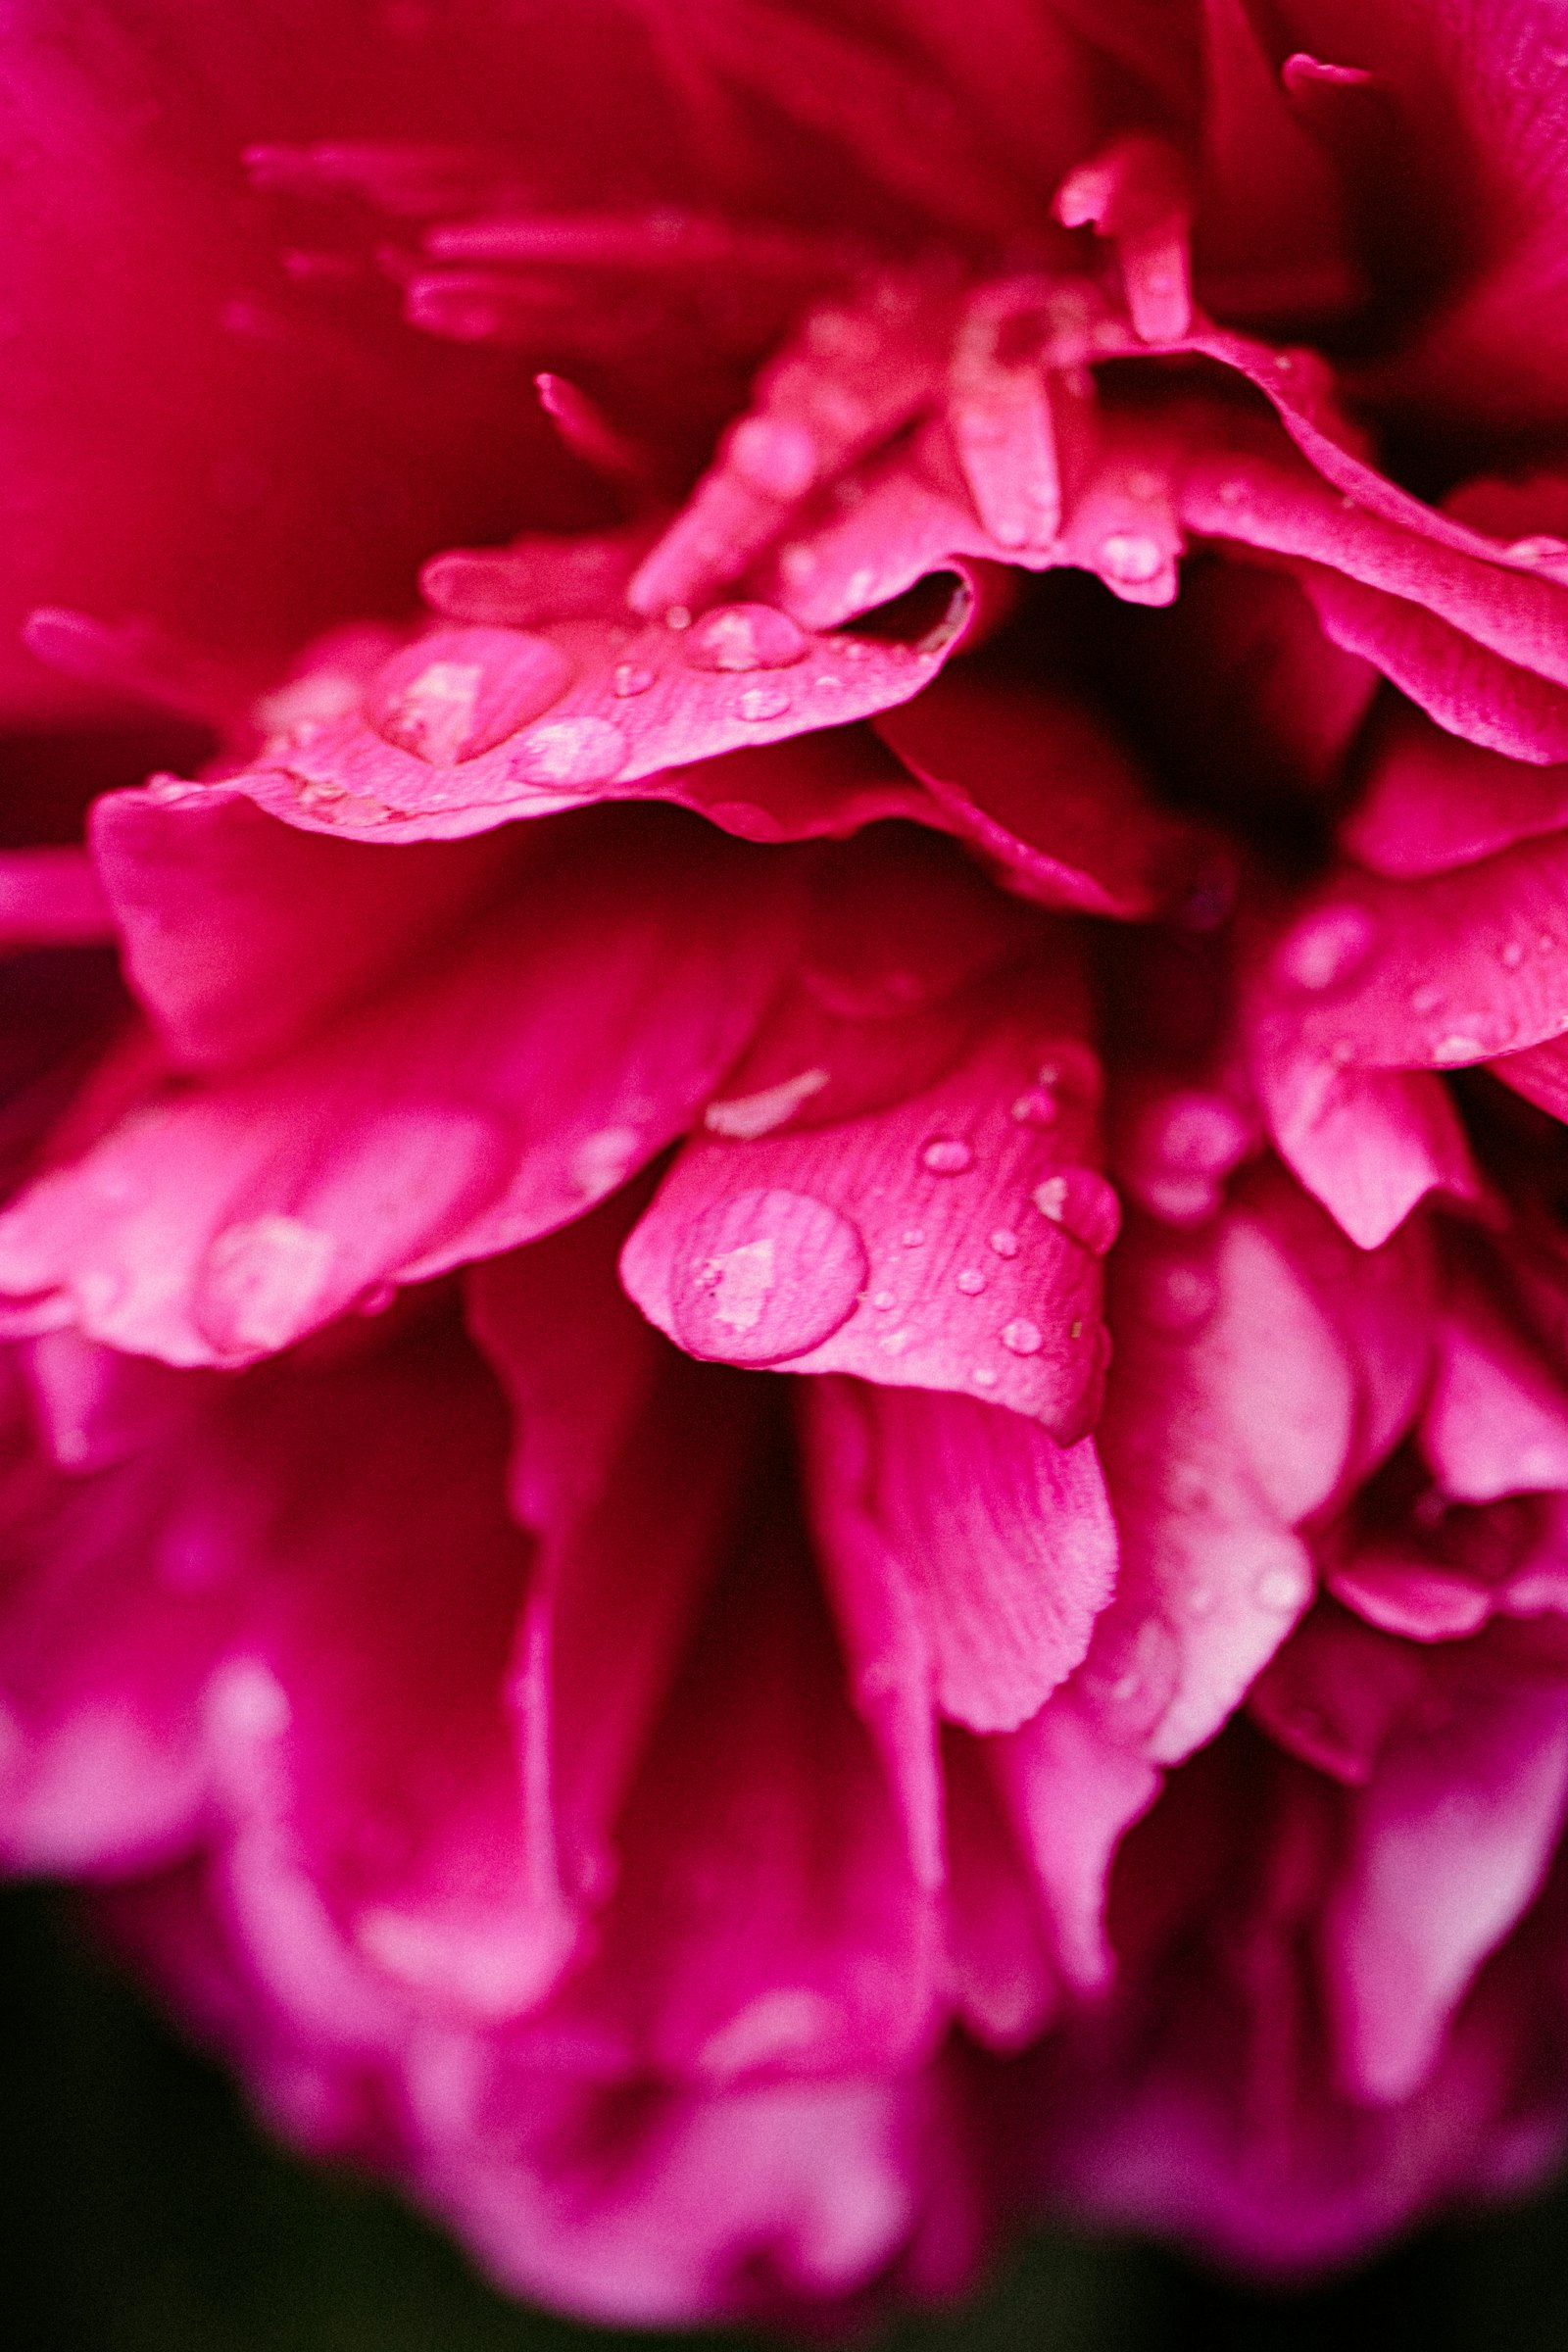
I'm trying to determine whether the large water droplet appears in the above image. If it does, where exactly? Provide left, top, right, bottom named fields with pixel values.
left=368, top=627, right=571, bottom=763
left=921, top=1136, right=974, bottom=1176
left=956, top=1267, right=987, bottom=1295
left=1000, top=1317, right=1044, bottom=1355
left=1098, top=530, right=1164, bottom=585
left=989, top=1227, right=1019, bottom=1258
left=1275, top=903, right=1376, bottom=993
left=194, top=1215, right=336, bottom=1357
left=669, top=1189, right=867, bottom=1364
left=1031, top=1168, right=1121, bottom=1255
left=684, top=603, right=808, bottom=674
left=507, top=715, right=627, bottom=787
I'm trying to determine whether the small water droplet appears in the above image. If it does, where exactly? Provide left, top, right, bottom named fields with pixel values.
left=1149, top=1091, right=1250, bottom=1176
left=1507, top=534, right=1568, bottom=566
left=1275, top=903, right=1376, bottom=993
left=1142, top=1260, right=1217, bottom=1333
left=1031, top=1168, right=1121, bottom=1255
left=901, top=1226, right=925, bottom=1248
left=1500, top=938, right=1526, bottom=969
left=669, top=1189, right=866, bottom=1364
left=1433, top=1033, right=1485, bottom=1063
left=507, top=715, right=627, bottom=787
left=1000, top=1317, right=1044, bottom=1355
left=1010, top=1089, right=1058, bottom=1126
left=988, top=1227, right=1019, bottom=1257
left=871, top=1289, right=898, bottom=1311
left=956, top=1267, right=986, bottom=1296
left=1186, top=1583, right=1216, bottom=1617
left=1409, top=981, right=1444, bottom=1016
left=1256, top=1562, right=1311, bottom=1612
left=779, top=543, right=820, bottom=585
left=664, top=604, right=692, bottom=630
left=612, top=662, right=655, bottom=698
left=737, top=684, right=792, bottom=722
left=879, top=1325, right=916, bottom=1355
left=570, top=1126, right=641, bottom=1198
left=1098, top=530, right=1164, bottom=585
left=1216, top=477, right=1247, bottom=506
left=971, top=1364, right=1000, bottom=1389
left=685, top=602, right=808, bottom=674
left=921, top=1136, right=974, bottom=1175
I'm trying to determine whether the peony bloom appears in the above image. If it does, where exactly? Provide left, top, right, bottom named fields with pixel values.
left=6, top=0, right=1568, bottom=2324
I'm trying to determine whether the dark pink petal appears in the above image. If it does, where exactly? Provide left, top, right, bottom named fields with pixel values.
left=1249, top=1603, right=1433, bottom=1785
left=467, top=1202, right=768, bottom=1916
left=0, top=810, right=801, bottom=1363
left=620, top=946, right=1116, bottom=1440
left=1342, top=704, right=1568, bottom=878
left=1324, top=1681, right=1568, bottom=2102
left=940, top=1726, right=1057, bottom=2047
left=93, top=783, right=522, bottom=1070
left=1251, top=1044, right=1481, bottom=1249
left=874, top=660, right=1205, bottom=917
left=804, top=1377, right=1114, bottom=1740
left=233, top=576, right=974, bottom=847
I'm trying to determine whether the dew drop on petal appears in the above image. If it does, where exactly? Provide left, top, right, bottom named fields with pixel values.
left=670, top=1188, right=867, bottom=1364
left=737, top=684, right=792, bottom=722
left=901, top=1226, right=926, bottom=1248
left=1274, top=903, right=1377, bottom=993
left=368, top=627, right=572, bottom=763
left=871, top=1290, right=898, bottom=1311
left=1098, top=531, right=1164, bottom=585
left=989, top=1227, right=1019, bottom=1257
left=956, top=1267, right=987, bottom=1295
left=971, top=1364, right=999, bottom=1389
left=1031, top=1167, right=1121, bottom=1254
left=1256, top=1561, right=1312, bottom=1612
left=1409, top=982, right=1444, bottom=1016
left=685, top=603, right=808, bottom=673
left=1141, top=1259, right=1217, bottom=1333
left=728, top=416, right=819, bottom=502
left=570, top=1126, right=642, bottom=1199
left=1500, top=939, right=1526, bottom=969
left=921, top=1136, right=974, bottom=1175
left=194, top=1214, right=337, bottom=1356
left=1010, top=1089, right=1058, bottom=1126
left=612, top=662, right=656, bottom=698
left=1000, top=1317, right=1044, bottom=1355
left=507, top=716, right=627, bottom=786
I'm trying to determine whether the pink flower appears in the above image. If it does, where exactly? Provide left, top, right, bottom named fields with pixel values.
left=5, top=0, right=1568, bottom=2323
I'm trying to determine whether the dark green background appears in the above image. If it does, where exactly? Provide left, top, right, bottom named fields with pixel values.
left=2, top=1887, right=1566, bottom=2352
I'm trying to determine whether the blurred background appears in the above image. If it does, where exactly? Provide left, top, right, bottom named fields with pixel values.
left=3, top=1885, right=1567, bottom=2352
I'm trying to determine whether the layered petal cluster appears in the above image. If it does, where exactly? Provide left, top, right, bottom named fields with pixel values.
left=5, top=0, right=1568, bottom=2324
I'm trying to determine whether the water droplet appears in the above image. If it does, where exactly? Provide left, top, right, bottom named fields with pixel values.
left=612, top=662, right=656, bottom=698
left=901, top=1226, right=925, bottom=1248
left=1000, top=1317, right=1044, bottom=1355
left=737, top=685, right=792, bottom=722
left=1187, top=1583, right=1215, bottom=1617
left=971, top=1364, right=1000, bottom=1389
left=1149, top=1091, right=1250, bottom=1176
left=1098, top=531, right=1164, bottom=585
left=871, top=1290, right=898, bottom=1311
left=1500, top=939, right=1526, bottom=969
left=1433, top=1033, right=1485, bottom=1063
left=368, top=627, right=571, bottom=763
left=1408, top=981, right=1444, bottom=1015
left=956, top=1267, right=986, bottom=1296
left=879, top=1326, right=916, bottom=1355
left=570, top=1126, right=641, bottom=1199
left=704, top=1066, right=830, bottom=1139
left=728, top=416, right=819, bottom=502
left=1216, top=477, right=1247, bottom=507
left=194, top=1215, right=336, bottom=1357
left=1507, top=534, right=1568, bottom=566
left=507, top=716, right=627, bottom=787
left=685, top=603, right=809, bottom=674
left=921, top=1136, right=973, bottom=1175
left=1141, top=1260, right=1217, bottom=1333
left=779, top=543, right=819, bottom=586
left=1275, top=903, right=1376, bottom=992
left=669, top=1189, right=867, bottom=1364
left=1031, top=1168, right=1121, bottom=1255
left=989, top=1227, right=1019, bottom=1257
left=664, top=604, right=692, bottom=630
left=1010, top=1089, right=1058, bottom=1126
left=1256, top=1562, right=1311, bottom=1613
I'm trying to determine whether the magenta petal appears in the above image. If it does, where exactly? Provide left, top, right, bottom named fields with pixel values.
left=1251, top=1044, right=1481, bottom=1249
left=804, top=1377, right=1115, bottom=1739
left=1342, top=703, right=1568, bottom=878
left=1420, top=1281, right=1568, bottom=1505
left=620, top=950, right=1116, bottom=1439
left=0, top=811, right=801, bottom=1363
left=1324, top=1683, right=1568, bottom=2103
